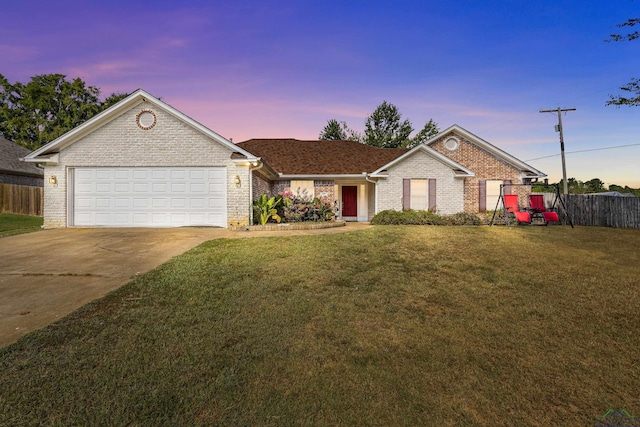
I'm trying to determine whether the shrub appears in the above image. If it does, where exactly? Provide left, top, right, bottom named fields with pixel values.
left=444, top=212, right=483, bottom=226
left=252, top=192, right=335, bottom=224
left=371, top=210, right=482, bottom=226
left=281, top=194, right=335, bottom=222
left=253, top=194, right=282, bottom=225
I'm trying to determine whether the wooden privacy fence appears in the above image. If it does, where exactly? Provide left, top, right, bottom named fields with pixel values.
left=0, top=183, right=44, bottom=216
left=541, top=193, right=640, bottom=229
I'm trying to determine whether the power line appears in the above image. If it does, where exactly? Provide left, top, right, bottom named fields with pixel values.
left=526, top=142, right=640, bottom=161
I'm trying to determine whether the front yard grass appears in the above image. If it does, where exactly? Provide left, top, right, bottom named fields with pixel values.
left=0, top=213, right=43, bottom=238
left=1, top=225, right=639, bottom=426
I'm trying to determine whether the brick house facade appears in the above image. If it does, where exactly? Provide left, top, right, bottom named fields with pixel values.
left=25, top=90, right=545, bottom=228
left=429, top=127, right=543, bottom=213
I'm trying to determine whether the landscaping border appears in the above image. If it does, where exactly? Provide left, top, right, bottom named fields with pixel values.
left=230, top=220, right=346, bottom=232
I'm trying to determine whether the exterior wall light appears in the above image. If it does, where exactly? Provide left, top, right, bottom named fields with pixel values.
left=234, top=175, right=241, bottom=186
left=49, top=176, right=58, bottom=185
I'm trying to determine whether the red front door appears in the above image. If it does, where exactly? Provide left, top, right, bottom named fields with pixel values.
left=342, top=186, right=357, bottom=217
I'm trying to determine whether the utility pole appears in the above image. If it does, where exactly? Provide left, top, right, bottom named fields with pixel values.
left=539, top=107, right=576, bottom=196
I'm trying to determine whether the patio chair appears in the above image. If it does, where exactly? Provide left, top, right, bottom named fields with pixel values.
left=528, top=194, right=560, bottom=225
left=503, top=194, right=531, bottom=225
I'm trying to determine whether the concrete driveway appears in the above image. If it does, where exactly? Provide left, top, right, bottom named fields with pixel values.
left=0, top=223, right=371, bottom=348
left=0, top=227, right=234, bottom=348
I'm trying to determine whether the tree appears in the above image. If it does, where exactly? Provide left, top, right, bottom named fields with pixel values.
left=406, top=119, right=440, bottom=148
left=584, top=178, right=605, bottom=193
left=606, top=17, right=640, bottom=106
left=318, top=119, right=361, bottom=141
left=364, top=101, right=413, bottom=148
left=0, top=74, right=129, bottom=150
left=318, top=102, right=438, bottom=148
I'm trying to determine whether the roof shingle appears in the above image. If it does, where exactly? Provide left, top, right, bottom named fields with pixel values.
left=0, top=137, right=44, bottom=177
left=235, top=139, right=408, bottom=175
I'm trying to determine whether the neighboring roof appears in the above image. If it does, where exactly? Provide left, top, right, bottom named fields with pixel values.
left=586, top=191, right=636, bottom=197
left=0, top=136, right=44, bottom=178
left=235, top=139, right=409, bottom=175
left=428, top=124, right=547, bottom=178
left=24, top=89, right=259, bottom=163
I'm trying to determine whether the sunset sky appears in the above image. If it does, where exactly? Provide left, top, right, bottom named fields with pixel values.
left=3, top=0, right=639, bottom=187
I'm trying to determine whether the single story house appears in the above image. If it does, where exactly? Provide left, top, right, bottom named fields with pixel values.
left=24, top=89, right=545, bottom=228
left=1, top=136, right=44, bottom=187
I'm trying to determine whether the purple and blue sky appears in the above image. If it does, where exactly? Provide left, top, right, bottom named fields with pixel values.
left=3, top=0, right=639, bottom=186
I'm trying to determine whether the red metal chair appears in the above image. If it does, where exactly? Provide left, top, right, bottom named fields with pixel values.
left=529, top=194, right=560, bottom=225
left=503, top=194, right=531, bottom=225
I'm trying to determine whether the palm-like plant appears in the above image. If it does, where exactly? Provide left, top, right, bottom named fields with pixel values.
left=253, top=194, right=282, bottom=225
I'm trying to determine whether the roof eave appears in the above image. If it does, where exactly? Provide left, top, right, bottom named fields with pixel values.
left=372, top=144, right=474, bottom=176
left=23, top=153, right=59, bottom=165
left=277, top=173, right=371, bottom=180
left=429, top=124, right=546, bottom=176
left=24, top=89, right=258, bottom=161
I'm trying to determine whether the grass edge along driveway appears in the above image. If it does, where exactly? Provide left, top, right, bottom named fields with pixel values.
left=1, top=225, right=639, bottom=426
left=0, top=213, right=43, bottom=238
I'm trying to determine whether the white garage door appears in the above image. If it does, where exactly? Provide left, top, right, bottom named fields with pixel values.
left=73, top=167, right=227, bottom=227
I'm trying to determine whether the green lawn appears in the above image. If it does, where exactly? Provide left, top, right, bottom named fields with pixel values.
left=0, top=213, right=43, bottom=238
left=1, top=226, right=639, bottom=426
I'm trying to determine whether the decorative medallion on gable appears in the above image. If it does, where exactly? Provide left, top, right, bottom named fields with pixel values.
left=136, top=109, right=157, bottom=130
left=444, top=137, right=459, bottom=151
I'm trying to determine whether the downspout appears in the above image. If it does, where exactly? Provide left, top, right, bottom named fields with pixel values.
left=364, top=172, right=378, bottom=219
left=248, top=161, right=264, bottom=225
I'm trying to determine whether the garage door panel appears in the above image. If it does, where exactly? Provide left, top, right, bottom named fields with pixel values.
left=96, top=198, right=111, bottom=208
left=74, top=167, right=227, bottom=227
left=190, top=170, right=205, bottom=179
left=95, top=170, right=111, bottom=179
left=114, top=198, right=129, bottom=208
left=152, top=198, right=167, bottom=208
left=171, top=198, right=186, bottom=208
left=190, top=198, right=205, bottom=208
left=133, top=198, right=149, bottom=208
left=190, top=183, right=205, bottom=193
left=95, top=213, right=112, bottom=224
left=114, top=183, right=129, bottom=192
left=152, top=183, right=167, bottom=192
left=171, top=170, right=186, bottom=179
left=134, top=183, right=149, bottom=192
left=133, top=170, right=148, bottom=179
left=96, top=182, right=111, bottom=192
left=113, top=170, right=130, bottom=180
left=171, top=183, right=186, bottom=192
left=77, top=182, right=93, bottom=193
left=76, top=197, right=94, bottom=209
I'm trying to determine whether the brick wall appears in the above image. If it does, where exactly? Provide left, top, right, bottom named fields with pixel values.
left=272, top=180, right=289, bottom=195
left=263, top=179, right=335, bottom=205
left=44, top=101, right=251, bottom=228
left=252, top=171, right=271, bottom=201
left=377, top=149, right=465, bottom=214
left=430, top=133, right=529, bottom=212
left=313, top=180, right=334, bottom=205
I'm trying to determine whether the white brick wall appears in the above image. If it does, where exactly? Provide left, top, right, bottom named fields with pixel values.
left=376, top=150, right=465, bottom=215
left=43, top=101, right=251, bottom=228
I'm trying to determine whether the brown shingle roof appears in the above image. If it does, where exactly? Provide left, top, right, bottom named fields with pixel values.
left=0, top=137, right=44, bottom=177
left=235, top=139, right=408, bottom=175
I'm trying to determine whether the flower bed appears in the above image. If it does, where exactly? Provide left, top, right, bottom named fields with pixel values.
left=253, top=191, right=335, bottom=225
left=230, top=220, right=346, bottom=232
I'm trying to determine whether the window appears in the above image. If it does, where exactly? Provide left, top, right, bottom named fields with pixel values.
left=403, top=178, right=436, bottom=211
left=486, top=180, right=503, bottom=212
left=290, top=180, right=314, bottom=200
left=410, top=179, right=428, bottom=211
